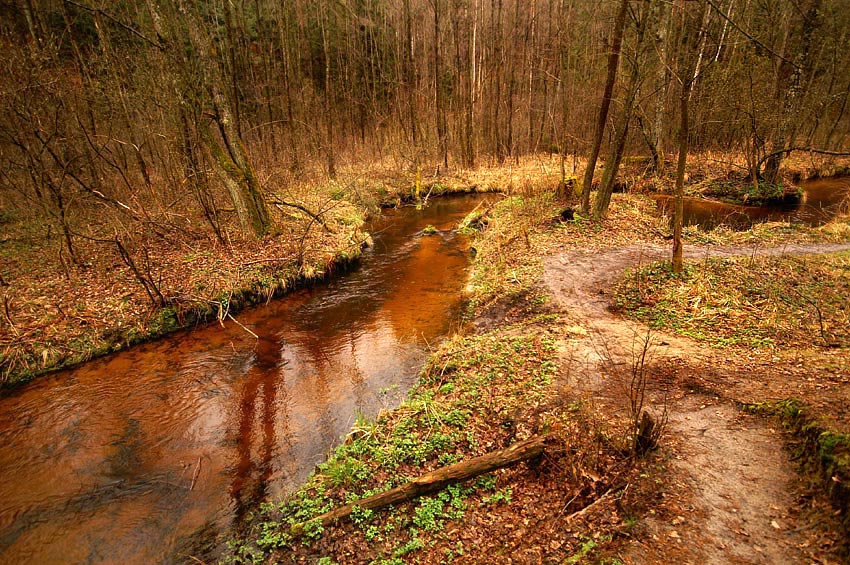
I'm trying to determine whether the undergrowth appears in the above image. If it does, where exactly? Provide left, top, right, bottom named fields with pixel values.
left=222, top=188, right=634, bottom=564
left=223, top=324, right=577, bottom=563
left=615, top=252, right=850, bottom=349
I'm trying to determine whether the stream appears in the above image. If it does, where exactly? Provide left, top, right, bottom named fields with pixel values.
left=0, top=194, right=496, bottom=564
left=653, top=176, right=850, bottom=229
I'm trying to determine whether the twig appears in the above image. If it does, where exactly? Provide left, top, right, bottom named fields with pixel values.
left=189, top=457, right=202, bottom=491
left=62, top=0, right=164, bottom=50
left=559, top=492, right=581, bottom=516
left=422, top=183, right=436, bottom=207
left=2, top=294, right=17, bottom=337
left=565, top=486, right=618, bottom=523
left=265, top=193, right=332, bottom=232
left=226, top=313, right=259, bottom=339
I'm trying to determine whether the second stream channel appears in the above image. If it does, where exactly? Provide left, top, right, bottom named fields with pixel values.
left=0, top=193, right=497, bottom=564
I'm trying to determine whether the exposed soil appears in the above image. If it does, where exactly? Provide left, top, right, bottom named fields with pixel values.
left=543, top=242, right=850, bottom=563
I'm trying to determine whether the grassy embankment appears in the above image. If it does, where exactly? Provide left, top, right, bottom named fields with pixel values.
left=615, top=251, right=850, bottom=548
left=3, top=150, right=847, bottom=388
left=219, top=153, right=850, bottom=563
left=222, top=188, right=677, bottom=564
left=0, top=160, right=524, bottom=388
left=0, top=193, right=368, bottom=388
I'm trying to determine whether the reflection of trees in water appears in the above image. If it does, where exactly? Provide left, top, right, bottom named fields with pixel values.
left=230, top=335, right=283, bottom=522
left=225, top=195, right=487, bottom=522
left=347, top=328, right=366, bottom=415
left=655, top=180, right=850, bottom=230
left=294, top=331, right=341, bottom=451
left=106, top=418, right=143, bottom=479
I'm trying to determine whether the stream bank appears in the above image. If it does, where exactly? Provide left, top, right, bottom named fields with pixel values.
left=3, top=156, right=850, bottom=563
left=3, top=153, right=846, bottom=388
left=232, top=186, right=850, bottom=563
left=0, top=183, right=502, bottom=389
left=0, top=194, right=494, bottom=564
left=0, top=200, right=369, bottom=388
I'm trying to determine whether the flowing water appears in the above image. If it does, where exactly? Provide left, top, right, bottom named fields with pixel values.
left=653, top=176, right=850, bottom=230
left=0, top=194, right=496, bottom=564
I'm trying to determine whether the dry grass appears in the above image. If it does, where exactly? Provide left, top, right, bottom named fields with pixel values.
left=615, top=251, right=850, bottom=349
left=0, top=190, right=367, bottom=386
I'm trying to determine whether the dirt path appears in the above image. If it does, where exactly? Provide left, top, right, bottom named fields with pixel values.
left=543, top=242, right=850, bottom=563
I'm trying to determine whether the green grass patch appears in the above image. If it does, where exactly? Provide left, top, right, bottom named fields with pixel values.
left=615, top=252, right=850, bottom=349
left=224, top=325, right=559, bottom=562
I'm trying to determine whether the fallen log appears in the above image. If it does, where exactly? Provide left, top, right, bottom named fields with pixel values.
left=289, top=434, right=551, bottom=538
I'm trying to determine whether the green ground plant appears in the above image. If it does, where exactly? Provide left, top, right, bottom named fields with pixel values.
left=223, top=188, right=633, bottom=563
left=615, top=252, right=850, bottom=349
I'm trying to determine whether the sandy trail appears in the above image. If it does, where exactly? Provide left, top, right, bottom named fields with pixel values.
left=542, top=242, right=850, bottom=563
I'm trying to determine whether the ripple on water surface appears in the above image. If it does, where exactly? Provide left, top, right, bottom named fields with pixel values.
left=0, top=193, right=497, bottom=564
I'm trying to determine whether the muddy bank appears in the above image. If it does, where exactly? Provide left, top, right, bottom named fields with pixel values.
left=744, top=400, right=850, bottom=544
left=543, top=242, right=850, bottom=562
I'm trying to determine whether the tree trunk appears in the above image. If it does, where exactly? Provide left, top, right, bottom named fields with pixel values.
left=171, top=0, right=271, bottom=237
left=434, top=0, right=448, bottom=169
left=594, top=8, right=646, bottom=219
left=593, top=120, right=630, bottom=219
left=763, top=0, right=822, bottom=184
left=580, top=0, right=629, bottom=215
left=320, top=4, right=337, bottom=178
left=672, top=82, right=689, bottom=274
left=652, top=0, right=671, bottom=174
left=289, top=435, right=549, bottom=538
left=403, top=0, right=418, bottom=145
left=492, top=0, right=504, bottom=161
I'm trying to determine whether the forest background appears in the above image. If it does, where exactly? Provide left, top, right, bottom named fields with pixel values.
left=1, top=0, right=849, bottom=384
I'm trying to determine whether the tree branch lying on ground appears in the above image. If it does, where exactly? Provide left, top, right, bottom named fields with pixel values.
left=288, top=434, right=551, bottom=539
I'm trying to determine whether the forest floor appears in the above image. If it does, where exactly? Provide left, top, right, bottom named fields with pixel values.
left=4, top=151, right=850, bottom=562
left=544, top=242, right=850, bottom=563
left=3, top=151, right=847, bottom=389
left=224, top=182, right=850, bottom=564
left=0, top=154, right=522, bottom=388
left=0, top=195, right=370, bottom=387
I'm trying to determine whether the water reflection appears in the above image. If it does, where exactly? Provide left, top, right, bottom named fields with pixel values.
left=0, top=194, right=496, bottom=564
left=230, top=334, right=282, bottom=523
left=653, top=176, right=850, bottom=230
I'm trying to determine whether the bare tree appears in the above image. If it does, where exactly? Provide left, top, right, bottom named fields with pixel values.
left=579, top=0, right=629, bottom=215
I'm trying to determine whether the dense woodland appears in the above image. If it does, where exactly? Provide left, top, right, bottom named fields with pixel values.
left=3, top=2, right=850, bottom=562
left=2, top=0, right=850, bottom=247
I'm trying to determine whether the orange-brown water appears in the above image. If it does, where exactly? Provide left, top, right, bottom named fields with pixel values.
left=0, top=194, right=496, bottom=563
left=654, top=176, right=850, bottom=230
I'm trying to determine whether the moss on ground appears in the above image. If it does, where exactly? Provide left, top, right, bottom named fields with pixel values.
left=743, top=399, right=850, bottom=554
